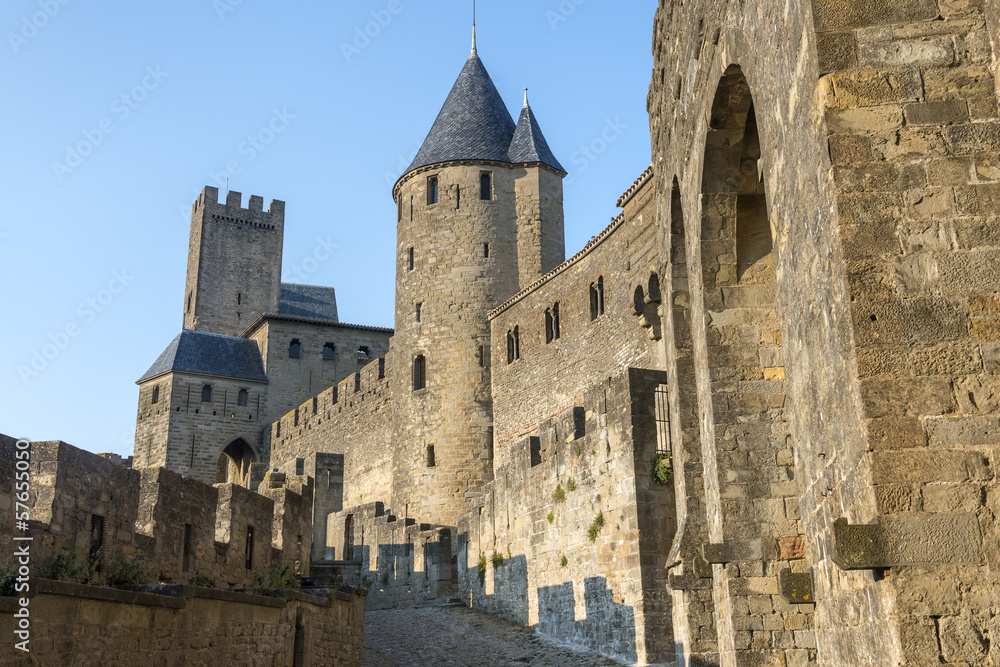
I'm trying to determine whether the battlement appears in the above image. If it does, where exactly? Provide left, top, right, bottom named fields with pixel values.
left=4, top=438, right=313, bottom=589
left=192, top=185, right=285, bottom=228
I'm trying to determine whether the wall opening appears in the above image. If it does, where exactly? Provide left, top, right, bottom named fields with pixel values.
left=344, top=514, right=354, bottom=561
left=151, top=386, right=160, bottom=405
left=428, top=175, right=439, bottom=205
left=323, top=343, right=336, bottom=359
left=407, top=246, right=414, bottom=271
left=201, top=384, right=212, bottom=403
left=590, top=277, right=605, bottom=320
left=412, top=354, right=426, bottom=390
left=237, top=389, right=248, bottom=407
left=89, top=514, right=105, bottom=572
left=529, top=436, right=542, bottom=467
left=289, top=339, right=301, bottom=358
left=245, top=526, right=254, bottom=570
left=216, top=438, right=256, bottom=485
left=427, top=445, right=436, bottom=467
left=480, top=172, right=492, bottom=200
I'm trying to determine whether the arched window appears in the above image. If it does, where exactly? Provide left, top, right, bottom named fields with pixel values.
left=545, top=309, right=554, bottom=343
left=507, top=330, right=515, bottom=364
left=426, top=445, right=436, bottom=467
left=590, top=277, right=605, bottom=320
left=237, top=389, right=248, bottom=407
left=289, top=339, right=301, bottom=358
left=322, top=343, right=336, bottom=359
left=412, top=355, right=426, bottom=390
left=201, top=384, right=212, bottom=403
left=151, top=386, right=160, bottom=404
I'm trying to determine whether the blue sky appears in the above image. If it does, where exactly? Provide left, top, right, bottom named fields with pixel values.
left=1, top=1, right=656, bottom=456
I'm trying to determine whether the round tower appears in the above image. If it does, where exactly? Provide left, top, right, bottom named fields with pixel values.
left=390, top=37, right=566, bottom=527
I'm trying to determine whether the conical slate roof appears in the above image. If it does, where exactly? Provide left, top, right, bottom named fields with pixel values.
left=508, top=97, right=566, bottom=173
left=405, top=54, right=517, bottom=176
left=137, top=329, right=267, bottom=384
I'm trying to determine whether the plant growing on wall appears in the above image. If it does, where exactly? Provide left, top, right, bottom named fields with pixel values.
left=40, top=548, right=96, bottom=584
left=194, top=571, right=217, bottom=588
left=567, top=478, right=577, bottom=492
left=104, top=555, right=152, bottom=587
left=587, top=511, right=605, bottom=543
left=547, top=512, right=554, bottom=524
left=252, top=562, right=300, bottom=593
left=652, top=451, right=674, bottom=485
left=491, top=550, right=504, bottom=567
left=380, top=572, right=389, bottom=586
left=553, top=484, right=566, bottom=503
left=560, top=555, right=568, bottom=568
left=477, top=553, right=487, bottom=587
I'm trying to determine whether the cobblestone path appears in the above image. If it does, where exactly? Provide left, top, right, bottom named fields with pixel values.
left=361, top=605, right=622, bottom=667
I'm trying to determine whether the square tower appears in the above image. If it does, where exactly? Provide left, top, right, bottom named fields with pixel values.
left=183, top=186, right=285, bottom=336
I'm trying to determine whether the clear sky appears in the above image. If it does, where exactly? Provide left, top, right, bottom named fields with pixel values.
left=1, top=1, right=656, bottom=457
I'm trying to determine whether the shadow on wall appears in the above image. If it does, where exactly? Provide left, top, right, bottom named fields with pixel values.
left=536, top=577, right=638, bottom=664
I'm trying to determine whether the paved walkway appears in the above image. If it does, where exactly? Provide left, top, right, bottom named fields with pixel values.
left=361, top=604, right=621, bottom=667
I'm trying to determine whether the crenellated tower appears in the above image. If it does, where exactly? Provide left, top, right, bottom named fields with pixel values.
left=183, top=186, right=285, bottom=337
left=389, top=34, right=566, bottom=527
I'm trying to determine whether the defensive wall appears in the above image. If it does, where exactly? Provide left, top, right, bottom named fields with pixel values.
left=647, top=0, right=1000, bottom=664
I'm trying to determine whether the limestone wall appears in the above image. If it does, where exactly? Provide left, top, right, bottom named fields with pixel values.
left=456, top=369, right=676, bottom=665
left=489, top=172, right=658, bottom=467
left=0, top=580, right=364, bottom=667
left=10, top=440, right=311, bottom=589
left=326, top=501, right=454, bottom=610
left=269, top=355, right=394, bottom=512
left=248, top=317, right=392, bottom=423
left=134, top=371, right=267, bottom=484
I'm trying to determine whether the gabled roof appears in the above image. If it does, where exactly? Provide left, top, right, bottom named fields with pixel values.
left=279, top=283, right=338, bottom=323
left=137, top=330, right=267, bottom=384
left=404, top=54, right=517, bottom=177
left=508, top=97, right=566, bottom=174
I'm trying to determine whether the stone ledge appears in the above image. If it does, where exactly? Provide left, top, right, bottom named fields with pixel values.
left=27, top=579, right=185, bottom=609
left=832, top=514, right=983, bottom=569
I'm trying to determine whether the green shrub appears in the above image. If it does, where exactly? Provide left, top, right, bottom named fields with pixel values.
left=380, top=572, right=389, bottom=586
left=587, top=511, right=605, bottom=543
left=652, top=452, right=674, bottom=485
left=104, top=555, right=152, bottom=586
left=560, top=555, right=568, bottom=568
left=252, top=562, right=299, bottom=592
left=194, top=571, right=216, bottom=588
left=490, top=550, right=503, bottom=567
left=546, top=512, right=554, bottom=524
left=553, top=484, right=566, bottom=503
left=41, top=548, right=95, bottom=584
left=477, top=553, right=487, bottom=587
left=567, top=478, right=577, bottom=492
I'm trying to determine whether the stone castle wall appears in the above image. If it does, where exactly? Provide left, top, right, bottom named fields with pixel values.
left=134, top=371, right=267, bottom=485
left=490, top=172, right=659, bottom=467
left=456, top=369, right=675, bottom=665
left=648, top=0, right=1000, bottom=664
left=269, top=355, right=395, bottom=513
left=248, top=317, right=392, bottom=426
left=6, top=438, right=311, bottom=589
left=183, top=186, right=284, bottom=337
left=0, top=580, right=364, bottom=666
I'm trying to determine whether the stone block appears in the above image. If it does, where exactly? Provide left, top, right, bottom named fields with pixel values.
left=860, top=376, right=955, bottom=418
left=777, top=536, right=806, bottom=560
left=825, top=105, right=904, bottom=133
left=904, top=100, right=969, bottom=126
left=924, top=65, right=996, bottom=101
left=926, top=415, right=1000, bottom=446
left=872, top=449, right=991, bottom=484
left=812, top=0, right=939, bottom=31
left=816, top=31, right=858, bottom=72
left=921, top=484, right=984, bottom=512
left=832, top=514, right=983, bottom=569
left=866, top=416, right=927, bottom=449
left=828, top=68, right=922, bottom=108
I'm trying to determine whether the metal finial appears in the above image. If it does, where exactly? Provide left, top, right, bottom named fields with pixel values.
left=471, top=0, right=477, bottom=57
left=523, top=87, right=528, bottom=107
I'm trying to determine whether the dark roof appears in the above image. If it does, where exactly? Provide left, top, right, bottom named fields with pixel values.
left=508, top=101, right=565, bottom=173
left=137, top=330, right=267, bottom=384
left=404, top=55, right=517, bottom=176
left=240, top=313, right=393, bottom=338
left=279, top=283, right=339, bottom=322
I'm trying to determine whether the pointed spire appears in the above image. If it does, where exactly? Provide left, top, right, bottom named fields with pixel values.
left=508, top=96, right=566, bottom=174
left=470, top=0, right=477, bottom=57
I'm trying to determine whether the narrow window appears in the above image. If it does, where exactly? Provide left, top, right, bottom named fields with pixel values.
left=289, top=339, right=301, bottom=358
left=354, top=373, right=361, bottom=392
left=151, top=386, right=160, bottom=404
left=480, top=172, right=492, bottom=200
left=397, top=194, right=402, bottom=221
left=357, top=346, right=370, bottom=365
left=201, top=384, right=212, bottom=403
left=296, top=458, right=305, bottom=475
left=513, top=326, right=520, bottom=360
left=407, top=247, right=414, bottom=271
left=245, top=526, right=254, bottom=570
left=428, top=176, right=439, bottom=205
left=187, top=292, right=192, bottom=314
left=545, top=309, right=554, bottom=344
left=294, top=408, right=299, bottom=426
left=237, top=389, right=248, bottom=407
left=427, top=445, right=436, bottom=467
left=483, top=242, right=490, bottom=258
left=553, top=302, right=561, bottom=339
left=182, top=524, right=193, bottom=572
left=597, top=277, right=605, bottom=316
left=412, top=355, right=426, bottom=391
left=529, top=437, right=542, bottom=467
left=590, top=283, right=599, bottom=320
left=237, top=292, right=242, bottom=305
left=322, top=342, right=336, bottom=359
left=89, top=514, right=105, bottom=570
left=456, top=185, right=461, bottom=209
left=416, top=302, right=422, bottom=323
left=478, top=345, right=485, bottom=368
left=507, top=331, right=515, bottom=364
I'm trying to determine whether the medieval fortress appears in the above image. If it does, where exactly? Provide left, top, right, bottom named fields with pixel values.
left=5, top=1, right=1000, bottom=665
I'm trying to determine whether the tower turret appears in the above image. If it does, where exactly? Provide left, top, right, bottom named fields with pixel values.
left=390, top=42, right=566, bottom=528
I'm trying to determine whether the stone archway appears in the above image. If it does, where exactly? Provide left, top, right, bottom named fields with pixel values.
left=216, top=438, right=257, bottom=485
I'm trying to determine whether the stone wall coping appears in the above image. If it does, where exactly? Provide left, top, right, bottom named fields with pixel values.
left=27, top=579, right=185, bottom=609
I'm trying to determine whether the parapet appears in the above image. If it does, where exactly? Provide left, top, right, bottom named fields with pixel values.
left=192, top=185, right=285, bottom=228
